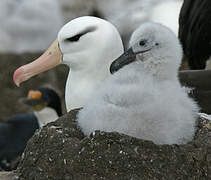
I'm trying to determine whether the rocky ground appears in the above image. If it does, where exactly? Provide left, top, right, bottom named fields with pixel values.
left=2, top=110, right=208, bottom=180
left=0, top=171, right=17, bottom=180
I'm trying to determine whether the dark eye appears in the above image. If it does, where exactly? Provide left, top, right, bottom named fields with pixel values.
left=155, top=43, right=159, bottom=46
left=139, top=39, right=147, bottom=46
left=66, top=34, right=83, bottom=42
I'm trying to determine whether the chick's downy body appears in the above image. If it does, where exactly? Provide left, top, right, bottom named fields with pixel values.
left=78, top=22, right=199, bottom=145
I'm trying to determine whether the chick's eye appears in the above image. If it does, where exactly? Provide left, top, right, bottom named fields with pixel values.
left=139, top=39, right=147, bottom=46
left=66, top=34, right=83, bottom=42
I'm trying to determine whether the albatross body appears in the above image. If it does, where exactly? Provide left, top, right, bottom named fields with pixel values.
left=77, top=22, right=199, bottom=145
left=13, top=16, right=124, bottom=111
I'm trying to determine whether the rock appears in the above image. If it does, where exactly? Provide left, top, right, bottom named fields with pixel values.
left=0, top=171, right=17, bottom=180
left=15, top=109, right=211, bottom=180
left=194, top=116, right=211, bottom=147
left=0, top=53, right=68, bottom=123
left=17, top=109, right=84, bottom=179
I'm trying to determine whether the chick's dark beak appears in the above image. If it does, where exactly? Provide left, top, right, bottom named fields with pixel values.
left=110, top=48, right=136, bottom=74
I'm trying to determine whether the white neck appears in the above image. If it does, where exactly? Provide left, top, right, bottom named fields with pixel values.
left=137, top=54, right=180, bottom=82
left=34, top=107, right=59, bottom=128
left=65, top=67, right=109, bottom=111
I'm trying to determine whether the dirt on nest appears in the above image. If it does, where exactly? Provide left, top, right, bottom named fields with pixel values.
left=11, top=109, right=211, bottom=180
left=0, top=53, right=69, bottom=122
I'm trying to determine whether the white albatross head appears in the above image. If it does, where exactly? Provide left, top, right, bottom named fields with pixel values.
left=110, top=22, right=182, bottom=80
left=13, top=16, right=124, bottom=111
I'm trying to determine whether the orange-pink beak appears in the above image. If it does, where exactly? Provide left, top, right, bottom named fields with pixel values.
left=13, top=40, right=62, bottom=87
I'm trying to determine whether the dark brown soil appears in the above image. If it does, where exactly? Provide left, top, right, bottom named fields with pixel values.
left=15, top=109, right=211, bottom=180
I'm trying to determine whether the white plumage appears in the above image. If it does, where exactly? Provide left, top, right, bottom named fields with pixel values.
left=13, top=16, right=124, bottom=112
left=77, top=22, right=199, bottom=145
left=58, top=16, right=124, bottom=111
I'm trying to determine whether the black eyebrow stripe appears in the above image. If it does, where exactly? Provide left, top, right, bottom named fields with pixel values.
left=65, top=26, right=97, bottom=42
left=78, top=26, right=97, bottom=36
left=68, top=26, right=97, bottom=40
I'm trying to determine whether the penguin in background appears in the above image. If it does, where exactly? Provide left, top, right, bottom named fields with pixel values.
left=0, top=87, right=62, bottom=170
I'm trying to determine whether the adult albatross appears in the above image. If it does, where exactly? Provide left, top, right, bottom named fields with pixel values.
left=13, top=16, right=124, bottom=111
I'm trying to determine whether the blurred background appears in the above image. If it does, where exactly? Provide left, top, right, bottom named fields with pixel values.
left=0, top=0, right=183, bottom=122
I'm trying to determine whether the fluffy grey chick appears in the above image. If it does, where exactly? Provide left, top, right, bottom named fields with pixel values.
left=77, top=22, right=199, bottom=145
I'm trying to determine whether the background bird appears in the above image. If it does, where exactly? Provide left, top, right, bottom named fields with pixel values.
left=179, top=0, right=211, bottom=69
left=0, top=87, right=61, bottom=171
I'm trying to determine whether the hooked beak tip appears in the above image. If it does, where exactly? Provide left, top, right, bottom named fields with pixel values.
left=110, top=47, right=136, bottom=74
left=12, top=39, right=62, bottom=87
left=13, top=67, right=24, bottom=87
left=110, top=62, right=117, bottom=74
left=15, top=82, right=20, bottom=87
